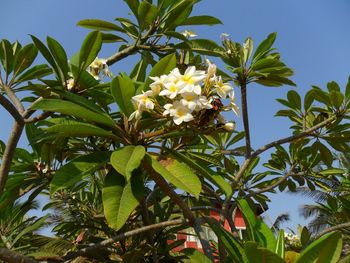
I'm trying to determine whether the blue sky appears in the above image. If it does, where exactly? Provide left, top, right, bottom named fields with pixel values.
left=1, top=0, right=350, bottom=232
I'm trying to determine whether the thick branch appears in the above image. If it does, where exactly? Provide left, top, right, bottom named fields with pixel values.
left=2, top=85, right=24, bottom=114
left=240, top=82, right=251, bottom=158
left=0, top=122, right=24, bottom=195
left=64, top=219, right=186, bottom=260
left=314, top=222, right=350, bottom=240
left=0, top=94, right=23, bottom=124
left=106, top=45, right=138, bottom=66
left=0, top=248, right=38, bottom=263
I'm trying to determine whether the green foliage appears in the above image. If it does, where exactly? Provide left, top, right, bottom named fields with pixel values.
left=102, top=170, right=144, bottom=230
left=1, top=0, right=350, bottom=262
left=110, top=145, right=146, bottom=181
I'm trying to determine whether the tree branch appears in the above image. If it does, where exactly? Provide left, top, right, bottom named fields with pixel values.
left=0, top=122, right=24, bottom=195
left=0, top=248, right=38, bottom=263
left=106, top=45, right=138, bottom=66
left=2, top=85, right=24, bottom=114
left=314, top=222, right=350, bottom=240
left=64, top=219, right=187, bottom=260
left=240, top=81, right=251, bottom=158
left=220, top=115, right=337, bottom=227
left=0, top=94, right=23, bottom=124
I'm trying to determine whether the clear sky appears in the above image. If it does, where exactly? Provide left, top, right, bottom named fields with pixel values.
left=1, top=0, right=350, bottom=232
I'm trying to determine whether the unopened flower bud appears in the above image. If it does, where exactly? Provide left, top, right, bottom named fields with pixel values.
left=224, top=122, right=235, bottom=131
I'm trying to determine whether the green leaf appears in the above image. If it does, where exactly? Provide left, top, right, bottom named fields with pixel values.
left=45, top=120, right=117, bottom=139
left=15, top=64, right=52, bottom=83
left=12, top=215, right=49, bottom=247
left=252, top=32, right=277, bottom=60
left=181, top=15, right=222, bottom=26
left=110, top=145, right=146, bottom=182
left=300, top=226, right=311, bottom=248
left=101, top=33, right=127, bottom=43
left=345, top=75, right=350, bottom=100
left=130, top=58, right=148, bottom=82
left=295, top=232, right=342, bottom=263
left=146, top=154, right=201, bottom=198
left=123, top=0, right=139, bottom=18
left=182, top=248, right=212, bottom=263
left=205, top=217, right=248, bottom=263
left=143, top=53, right=176, bottom=90
left=102, top=170, right=144, bottom=230
left=50, top=152, right=110, bottom=194
left=329, top=90, right=344, bottom=109
left=287, top=90, right=302, bottom=111
left=163, top=0, right=194, bottom=30
left=0, top=39, right=14, bottom=74
left=237, top=198, right=276, bottom=251
left=244, top=242, right=284, bottom=263
left=275, top=230, right=285, bottom=259
left=79, top=31, right=102, bottom=71
left=13, top=44, right=38, bottom=76
left=111, top=74, right=136, bottom=117
left=304, top=90, right=315, bottom=111
left=30, top=99, right=115, bottom=128
left=77, top=19, right=125, bottom=32
left=319, top=168, right=344, bottom=176
left=138, top=1, right=158, bottom=31
left=30, top=35, right=60, bottom=79
left=176, top=39, right=224, bottom=57
left=46, top=36, right=69, bottom=79
left=164, top=148, right=232, bottom=197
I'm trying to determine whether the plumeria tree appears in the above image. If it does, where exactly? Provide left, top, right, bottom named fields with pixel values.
left=0, top=0, right=350, bottom=262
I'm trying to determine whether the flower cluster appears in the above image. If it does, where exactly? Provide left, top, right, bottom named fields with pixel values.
left=66, top=58, right=113, bottom=91
left=284, top=232, right=301, bottom=251
left=88, top=57, right=113, bottom=80
left=130, top=60, right=239, bottom=129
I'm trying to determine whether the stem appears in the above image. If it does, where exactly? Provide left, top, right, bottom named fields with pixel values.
left=64, top=219, right=187, bottom=260
left=240, top=81, right=251, bottom=158
left=314, top=222, right=350, bottom=240
left=0, top=122, right=24, bottom=195
left=2, top=85, right=24, bottom=114
left=0, top=94, right=23, bottom=123
left=0, top=248, right=38, bottom=263
left=220, top=115, right=338, bottom=231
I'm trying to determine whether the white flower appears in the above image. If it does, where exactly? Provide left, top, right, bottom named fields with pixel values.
left=229, top=92, right=239, bottom=116
left=182, top=30, right=197, bottom=38
left=221, top=33, right=230, bottom=40
left=223, top=122, right=235, bottom=131
left=205, top=59, right=217, bottom=85
left=132, top=90, right=155, bottom=111
left=178, top=66, right=206, bottom=95
left=159, top=81, right=185, bottom=99
left=195, top=96, right=213, bottom=111
left=162, top=103, right=174, bottom=116
left=181, top=92, right=201, bottom=111
left=88, top=57, right=112, bottom=80
left=214, top=76, right=233, bottom=98
left=149, top=75, right=170, bottom=95
left=170, top=101, right=194, bottom=125
left=66, top=78, right=75, bottom=90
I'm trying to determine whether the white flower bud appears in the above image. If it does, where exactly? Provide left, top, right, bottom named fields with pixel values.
left=224, top=122, right=235, bottom=131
